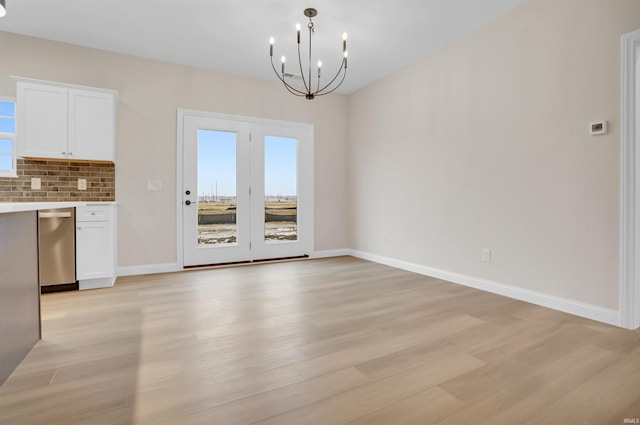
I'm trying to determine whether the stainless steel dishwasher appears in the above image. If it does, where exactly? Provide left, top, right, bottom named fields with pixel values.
left=38, top=208, right=77, bottom=292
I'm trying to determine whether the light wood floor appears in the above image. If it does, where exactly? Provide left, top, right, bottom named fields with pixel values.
left=1, top=256, right=640, bottom=424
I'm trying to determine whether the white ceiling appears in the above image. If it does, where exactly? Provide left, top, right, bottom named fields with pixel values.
left=0, top=0, right=529, bottom=94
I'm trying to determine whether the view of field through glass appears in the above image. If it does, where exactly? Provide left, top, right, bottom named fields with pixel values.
left=264, top=136, right=298, bottom=243
left=197, top=129, right=238, bottom=246
left=195, top=131, right=299, bottom=246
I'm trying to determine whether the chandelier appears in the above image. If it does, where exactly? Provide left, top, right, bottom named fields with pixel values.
left=269, top=8, right=348, bottom=100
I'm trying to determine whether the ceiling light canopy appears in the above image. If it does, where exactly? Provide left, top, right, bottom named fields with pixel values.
left=269, top=8, right=348, bottom=100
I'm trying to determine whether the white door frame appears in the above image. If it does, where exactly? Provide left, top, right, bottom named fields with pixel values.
left=176, top=109, right=314, bottom=268
left=620, top=29, right=640, bottom=329
left=181, top=115, right=252, bottom=266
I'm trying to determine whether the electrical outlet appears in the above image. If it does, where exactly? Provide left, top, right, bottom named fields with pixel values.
left=30, top=177, right=41, bottom=190
left=482, top=249, right=492, bottom=263
left=78, top=179, right=87, bottom=190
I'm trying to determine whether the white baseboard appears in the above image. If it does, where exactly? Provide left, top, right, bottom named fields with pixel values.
left=310, top=249, right=351, bottom=259
left=348, top=249, right=621, bottom=327
left=79, top=277, right=116, bottom=290
left=117, top=262, right=181, bottom=277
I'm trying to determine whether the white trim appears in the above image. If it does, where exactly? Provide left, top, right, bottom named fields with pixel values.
left=349, top=250, right=620, bottom=327
left=176, top=110, right=185, bottom=269
left=117, top=263, right=181, bottom=277
left=310, top=249, right=351, bottom=259
left=621, top=29, right=640, bottom=330
left=79, top=277, right=116, bottom=290
left=178, top=109, right=314, bottom=130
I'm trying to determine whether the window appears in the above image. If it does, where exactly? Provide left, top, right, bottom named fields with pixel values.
left=0, top=98, right=16, bottom=178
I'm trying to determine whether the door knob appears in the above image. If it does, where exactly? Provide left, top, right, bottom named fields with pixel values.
left=185, top=200, right=192, bottom=206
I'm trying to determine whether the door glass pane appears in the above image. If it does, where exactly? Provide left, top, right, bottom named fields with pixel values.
left=197, top=129, right=237, bottom=246
left=264, top=136, right=297, bottom=243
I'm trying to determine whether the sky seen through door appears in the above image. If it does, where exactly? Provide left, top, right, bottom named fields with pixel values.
left=197, top=129, right=297, bottom=198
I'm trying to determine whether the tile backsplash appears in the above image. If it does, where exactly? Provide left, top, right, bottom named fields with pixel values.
left=0, top=159, right=115, bottom=202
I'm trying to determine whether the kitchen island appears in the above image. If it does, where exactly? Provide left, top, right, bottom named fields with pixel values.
left=0, top=202, right=85, bottom=385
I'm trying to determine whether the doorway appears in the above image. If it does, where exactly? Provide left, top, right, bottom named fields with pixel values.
left=177, top=110, right=313, bottom=267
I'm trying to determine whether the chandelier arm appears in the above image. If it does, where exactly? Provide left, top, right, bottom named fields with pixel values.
left=270, top=56, right=309, bottom=96
left=315, top=66, right=348, bottom=97
left=282, top=79, right=309, bottom=96
left=297, top=42, right=311, bottom=94
left=316, top=59, right=346, bottom=94
left=282, top=82, right=308, bottom=97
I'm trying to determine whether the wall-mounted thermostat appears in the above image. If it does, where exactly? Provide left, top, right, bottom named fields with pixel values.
left=589, top=121, right=608, bottom=136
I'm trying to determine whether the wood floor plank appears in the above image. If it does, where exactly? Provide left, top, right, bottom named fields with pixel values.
left=1, top=256, right=639, bottom=425
left=250, top=352, right=485, bottom=425
left=156, top=367, right=369, bottom=425
left=344, top=386, right=463, bottom=425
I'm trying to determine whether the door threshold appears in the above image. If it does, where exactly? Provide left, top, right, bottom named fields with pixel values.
left=184, top=254, right=309, bottom=270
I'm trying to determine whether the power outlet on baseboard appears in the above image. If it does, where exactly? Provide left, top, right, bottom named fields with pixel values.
left=482, top=249, right=492, bottom=263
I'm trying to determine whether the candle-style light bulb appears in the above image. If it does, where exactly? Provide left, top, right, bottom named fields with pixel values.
left=342, top=32, right=347, bottom=52
left=343, top=51, right=348, bottom=69
left=317, top=60, right=322, bottom=77
left=281, top=56, right=286, bottom=74
left=269, top=37, right=274, bottom=56
left=296, top=23, right=301, bottom=44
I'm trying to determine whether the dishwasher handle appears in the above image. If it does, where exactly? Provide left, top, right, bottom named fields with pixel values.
left=39, top=212, right=73, bottom=219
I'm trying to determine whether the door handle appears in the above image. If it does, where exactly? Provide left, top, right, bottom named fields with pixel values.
left=185, top=200, right=192, bottom=206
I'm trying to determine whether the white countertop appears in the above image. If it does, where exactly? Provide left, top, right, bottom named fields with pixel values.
left=0, top=201, right=118, bottom=214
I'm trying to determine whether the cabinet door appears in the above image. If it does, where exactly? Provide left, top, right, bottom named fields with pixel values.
left=76, top=220, right=114, bottom=280
left=16, top=83, right=68, bottom=159
left=68, top=89, right=115, bottom=162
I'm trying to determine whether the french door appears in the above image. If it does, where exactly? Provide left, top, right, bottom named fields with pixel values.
left=181, top=112, right=313, bottom=267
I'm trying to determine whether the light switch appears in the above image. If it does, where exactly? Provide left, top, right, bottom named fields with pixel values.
left=78, top=179, right=87, bottom=190
left=31, top=177, right=41, bottom=190
left=147, top=180, right=162, bottom=191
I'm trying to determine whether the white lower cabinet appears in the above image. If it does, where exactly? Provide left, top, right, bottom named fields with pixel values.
left=76, top=204, right=117, bottom=290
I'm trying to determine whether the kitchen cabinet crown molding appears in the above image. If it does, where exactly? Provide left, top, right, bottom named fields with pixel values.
left=11, top=76, right=119, bottom=102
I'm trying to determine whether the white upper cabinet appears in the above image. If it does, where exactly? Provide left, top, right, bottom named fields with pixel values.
left=68, top=89, right=115, bottom=161
left=17, top=83, right=68, bottom=159
left=15, top=78, right=118, bottom=162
